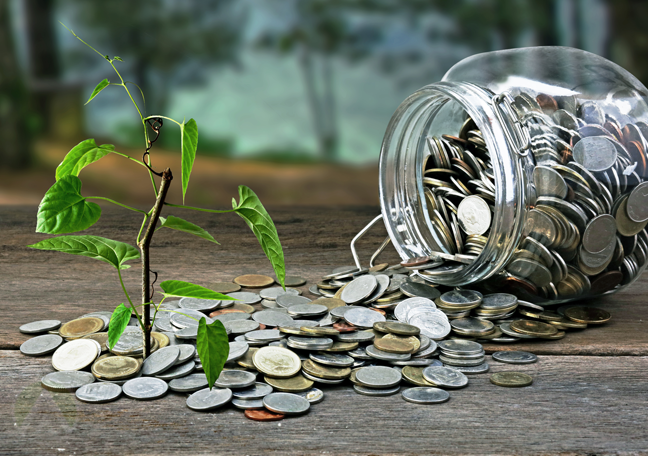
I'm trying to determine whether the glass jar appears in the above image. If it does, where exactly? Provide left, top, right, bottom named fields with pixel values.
left=379, top=46, right=648, bottom=304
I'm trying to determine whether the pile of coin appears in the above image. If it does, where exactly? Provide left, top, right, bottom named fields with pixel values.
left=417, top=91, right=648, bottom=302
left=18, top=268, right=611, bottom=419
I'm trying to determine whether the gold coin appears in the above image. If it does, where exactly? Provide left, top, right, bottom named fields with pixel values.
left=96, top=352, right=115, bottom=362
left=543, top=330, right=566, bottom=340
left=301, top=359, right=351, bottom=380
left=510, top=319, right=558, bottom=337
left=237, top=347, right=258, bottom=369
left=208, top=282, right=241, bottom=293
left=517, top=307, right=542, bottom=319
left=253, top=346, right=301, bottom=378
left=59, top=317, right=104, bottom=339
left=231, top=303, right=256, bottom=314
left=538, top=311, right=562, bottom=322
left=349, top=368, right=360, bottom=384
left=374, top=334, right=420, bottom=354
left=234, top=274, right=275, bottom=288
left=376, top=291, right=404, bottom=303
left=564, top=306, right=611, bottom=324
left=402, top=366, right=436, bottom=387
left=82, top=332, right=109, bottom=352
left=151, top=332, right=170, bottom=349
left=310, top=298, right=346, bottom=311
left=333, top=283, right=348, bottom=300
left=490, top=372, right=533, bottom=387
left=616, top=196, right=648, bottom=236
left=264, top=374, right=313, bottom=392
left=373, top=321, right=420, bottom=336
left=322, top=341, right=358, bottom=352
left=300, top=326, right=340, bottom=337
left=92, top=355, right=140, bottom=380
left=549, top=318, right=587, bottom=329
left=477, top=327, right=503, bottom=340
left=278, top=326, right=310, bottom=336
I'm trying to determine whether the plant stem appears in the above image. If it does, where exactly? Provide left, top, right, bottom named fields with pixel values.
left=86, top=196, right=148, bottom=214
left=138, top=168, right=173, bottom=358
left=118, top=268, right=143, bottom=329
left=136, top=212, right=151, bottom=245
left=143, top=115, right=183, bottom=127
left=164, top=202, right=235, bottom=214
left=110, top=150, right=149, bottom=168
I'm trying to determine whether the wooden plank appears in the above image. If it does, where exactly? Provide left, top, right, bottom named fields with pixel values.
left=2, top=206, right=648, bottom=355
left=2, top=350, right=647, bottom=455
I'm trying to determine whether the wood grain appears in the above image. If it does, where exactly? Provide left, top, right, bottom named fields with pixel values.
left=2, top=351, right=647, bottom=455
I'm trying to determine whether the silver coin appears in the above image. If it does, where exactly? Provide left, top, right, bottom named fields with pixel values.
left=451, top=318, right=494, bottom=336
left=263, top=392, right=310, bottom=415
left=123, top=377, right=168, bottom=400
left=20, top=334, right=63, bottom=356
left=389, top=358, right=438, bottom=367
left=409, top=312, right=451, bottom=340
left=232, top=382, right=273, bottom=399
left=340, top=275, right=378, bottom=304
left=169, top=373, right=208, bottom=393
left=309, top=352, right=354, bottom=367
left=260, top=287, right=301, bottom=301
left=287, top=336, right=333, bottom=350
left=245, top=329, right=284, bottom=342
left=52, top=339, right=99, bottom=371
left=457, top=195, right=491, bottom=235
left=348, top=347, right=371, bottom=359
left=413, top=343, right=438, bottom=359
left=224, top=319, right=260, bottom=335
left=252, top=310, right=294, bottom=327
left=506, top=258, right=552, bottom=288
left=154, top=316, right=176, bottom=333
left=261, top=299, right=281, bottom=309
left=309, top=285, right=322, bottom=296
left=336, top=330, right=375, bottom=343
left=443, top=362, right=489, bottom=374
left=438, top=339, right=483, bottom=355
left=365, top=344, right=411, bottom=361
left=142, top=346, right=180, bottom=376
left=355, top=366, right=402, bottom=388
left=175, top=344, right=196, bottom=364
left=627, top=181, right=648, bottom=222
left=276, top=294, right=312, bottom=308
left=573, top=135, right=617, bottom=172
left=212, top=312, right=251, bottom=323
left=97, top=370, right=142, bottom=386
left=231, top=397, right=264, bottom=410
left=499, top=322, right=536, bottom=339
left=175, top=326, right=198, bottom=339
left=75, top=382, right=122, bottom=403
left=227, top=341, right=250, bottom=362
left=406, top=306, right=441, bottom=323
left=329, top=305, right=362, bottom=318
left=422, top=366, right=469, bottom=389
left=343, top=308, right=386, bottom=328
left=295, top=388, right=324, bottom=404
left=285, top=319, right=319, bottom=329
left=110, top=327, right=144, bottom=354
left=170, top=309, right=214, bottom=329
left=41, top=371, right=95, bottom=392
left=179, top=297, right=221, bottom=312
left=582, top=214, right=617, bottom=253
left=439, top=354, right=486, bottom=367
left=364, top=274, right=391, bottom=303
left=156, top=360, right=196, bottom=380
left=287, top=304, right=328, bottom=318
left=19, top=320, right=61, bottom=334
left=214, top=369, right=257, bottom=389
left=492, top=350, right=538, bottom=364
left=394, top=297, right=436, bottom=322
left=399, top=281, right=441, bottom=300
left=186, top=387, right=232, bottom=411
left=401, top=386, right=450, bottom=404
left=480, top=293, right=517, bottom=311
left=353, top=384, right=400, bottom=396
left=227, top=291, right=261, bottom=305
left=417, top=334, right=432, bottom=351
left=301, top=370, right=346, bottom=385
left=533, top=165, right=568, bottom=198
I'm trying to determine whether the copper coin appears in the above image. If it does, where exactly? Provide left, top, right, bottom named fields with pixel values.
left=234, top=274, right=275, bottom=288
left=369, top=308, right=386, bottom=316
left=400, top=256, right=432, bottom=268
left=333, top=322, right=357, bottom=333
left=209, top=309, right=246, bottom=318
left=244, top=409, right=285, bottom=421
left=536, top=93, right=558, bottom=113
left=590, top=271, right=623, bottom=294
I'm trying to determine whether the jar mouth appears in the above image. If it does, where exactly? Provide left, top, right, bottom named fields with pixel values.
left=379, top=81, right=527, bottom=286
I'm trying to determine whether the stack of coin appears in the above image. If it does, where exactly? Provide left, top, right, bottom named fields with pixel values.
left=437, top=340, right=487, bottom=371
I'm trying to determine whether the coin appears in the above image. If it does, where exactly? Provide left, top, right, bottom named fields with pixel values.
left=344, top=307, right=386, bottom=328
left=282, top=275, right=307, bottom=287
left=399, top=281, right=441, bottom=300
left=616, top=196, right=648, bottom=236
left=186, top=387, right=233, bottom=411
left=234, top=274, right=275, bottom=288
left=92, top=355, right=140, bottom=380
left=276, top=295, right=312, bottom=308
left=150, top=332, right=169, bottom=349
left=263, top=392, right=310, bottom=415
left=573, top=136, right=617, bottom=172
left=252, top=310, right=294, bottom=327
left=142, top=346, right=180, bottom=376
left=287, top=304, right=328, bottom=318
left=581, top=214, right=617, bottom=254
left=75, top=382, right=122, bottom=403
left=626, top=181, right=648, bottom=222
left=168, top=373, right=208, bottom=393
left=422, top=366, right=468, bottom=389
left=232, top=398, right=264, bottom=410
left=401, top=366, right=436, bottom=387
left=19, top=320, right=61, bottom=334
left=309, top=352, right=354, bottom=367
left=59, top=317, right=104, bottom=339
left=227, top=291, right=262, bottom=304
left=41, top=371, right=95, bottom=392
left=374, top=334, right=420, bottom=354
left=355, top=366, right=401, bottom=388
left=52, top=339, right=99, bottom=371
left=373, top=321, right=420, bottom=336
left=208, top=282, right=241, bottom=293
left=401, top=387, right=450, bottom=404
left=264, top=374, right=314, bottom=392
left=438, top=339, right=483, bottom=355
left=409, top=312, right=451, bottom=340
left=564, top=306, right=611, bottom=324
left=533, top=165, right=568, bottom=198
left=337, top=330, right=375, bottom=343
left=215, top=369, right=257, bottom=389
left=302, top=359, right=351, bottom=380
left=300, top=326, right=340, bottom=337
left=490, top=372, right=533, bottom=387
left=156, top=360, right=195, bottom=380
left=260, top=287, right=301, bottom=301
left=341, top=275, right=378, bottom=304
left=179, top=297, right=221, bottom=312
left=122, top=377, right=169, bottom=399
left=444, top=362, right=489, bottom=374
left=20, top=334, right=63, bottom=356
left=353, top=384, right=401, bottom=396
left=510, top=319, right=558, bottom=337
left=253, top=346, right=301, bottom=378
left=170, top=309, right=215, bottom=329
left=365, top=344, right=410, bottom=362
left=224, top=319, right=260, bottom=335
left=245, top=329, right=284, bottom=342
left=492, top=351, right=538, bottom=364
left=295, top=387, right=324, bottom=404
left=287, top=336, right=333, bottom=350
left=232, top=382, right=274, bottom=399
left=243, top=409, right=284, bottom=421
left=457, top=195, right=491, bottom=235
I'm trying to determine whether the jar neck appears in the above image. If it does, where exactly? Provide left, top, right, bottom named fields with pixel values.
left=379, top=81, right=530, bottom=286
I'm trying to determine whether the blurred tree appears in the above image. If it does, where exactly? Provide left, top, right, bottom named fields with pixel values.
left=64, top=0, right=244, bottom=116
left=0, top=0, right=31, bottom=169
left=608, top=0, right=648, bottom=87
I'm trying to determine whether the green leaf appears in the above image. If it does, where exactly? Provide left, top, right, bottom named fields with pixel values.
left=113, top=56, right=123, bottom=62
left=108, top=304, right=132, bottom=350
left=36, top=175, right=101, bottom=234
left=28, top=235, right=139, bottom=270
left=159, top=280, right=236, bottom=300
left=197, top=318, right=229, bottom=389
left=233, top=186, right=286, bottom=288
left=159, top=215, right=219, bottom=244
left=55, top=138, right=114, bottom=180
left=85, top=79, right=110, bottom=105
left=180, top=118, right=198, bottom=203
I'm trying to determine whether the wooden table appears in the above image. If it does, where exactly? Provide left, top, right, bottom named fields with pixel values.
left=2, top=206, right=647, bottom=455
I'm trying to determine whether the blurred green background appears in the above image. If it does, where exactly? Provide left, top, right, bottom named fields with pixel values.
left=0, top=0, right=644, bottom=206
